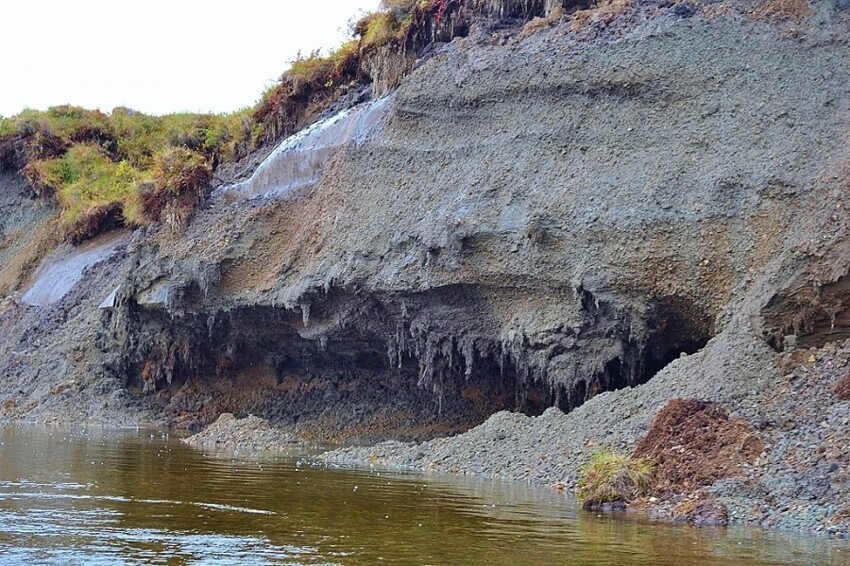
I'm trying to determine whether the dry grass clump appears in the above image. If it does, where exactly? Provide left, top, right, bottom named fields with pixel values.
left=577, top=450, right=655, bottom=508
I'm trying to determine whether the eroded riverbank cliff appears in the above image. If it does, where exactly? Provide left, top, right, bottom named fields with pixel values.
left=1, top=0, right=849, bottom=536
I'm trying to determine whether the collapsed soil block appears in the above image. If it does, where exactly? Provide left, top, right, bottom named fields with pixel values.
left=634, top=398, right=764, bottom=493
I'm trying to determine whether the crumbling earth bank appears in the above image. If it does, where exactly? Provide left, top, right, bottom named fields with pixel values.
left=106, top=5, right=850, bottom=435
left=0, top=0, right=849, bottom=534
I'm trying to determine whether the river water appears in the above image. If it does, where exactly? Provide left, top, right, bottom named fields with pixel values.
left=0, top=427, right=846, bottom=565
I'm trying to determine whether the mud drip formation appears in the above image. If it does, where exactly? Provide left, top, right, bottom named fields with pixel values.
left=763, top=275, right=850, bottom=351
left=96, top=0, right=850, bottom=437
left=105, top=265, right=711, bottom=437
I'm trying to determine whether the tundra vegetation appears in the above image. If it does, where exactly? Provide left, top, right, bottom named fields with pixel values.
left=0, top=106, right=253, bottom=243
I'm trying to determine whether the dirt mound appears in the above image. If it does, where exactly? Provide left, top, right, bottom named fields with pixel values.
left=634, top=399, right=764, bottom=493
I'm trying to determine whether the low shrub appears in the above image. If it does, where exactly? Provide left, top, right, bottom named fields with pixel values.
left=576, top=450, right=655, bottom=508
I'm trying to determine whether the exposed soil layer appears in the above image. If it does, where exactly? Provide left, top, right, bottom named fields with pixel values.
left=0, top=0, right=848, bottom=539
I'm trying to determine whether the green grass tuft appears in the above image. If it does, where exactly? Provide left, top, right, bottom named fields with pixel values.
left=577, top=450, right=655, bottom=507
left=288, top=40, right=361, bottom=90
left=24, top=144, right=143, bottom=232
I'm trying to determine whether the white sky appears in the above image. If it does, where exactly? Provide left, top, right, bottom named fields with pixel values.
left=0, top=0, right=382, bottom=117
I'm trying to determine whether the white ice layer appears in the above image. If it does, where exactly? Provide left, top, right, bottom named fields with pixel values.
left=225, top=95, right=394, bottom=201
left=22, top=234, right=127, bottom=307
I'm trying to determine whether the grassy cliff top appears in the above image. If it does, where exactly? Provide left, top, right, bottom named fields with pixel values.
left=0, top=0, right=464, bottom=244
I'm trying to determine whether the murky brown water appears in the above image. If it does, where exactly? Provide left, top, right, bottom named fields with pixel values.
left=0, top=426, right=846, bottom=565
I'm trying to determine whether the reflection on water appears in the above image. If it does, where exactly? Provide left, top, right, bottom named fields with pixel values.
left=0, top=427, right=846, bottom=565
